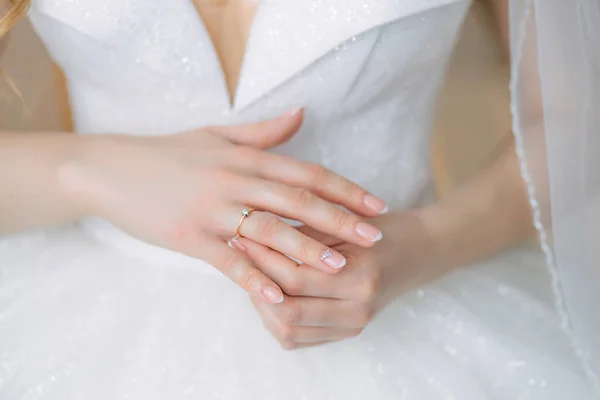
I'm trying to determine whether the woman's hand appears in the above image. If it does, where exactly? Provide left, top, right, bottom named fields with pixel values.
left=235, top=211, right=449, bottom=349
left=59, top=111, right=387, bottom=304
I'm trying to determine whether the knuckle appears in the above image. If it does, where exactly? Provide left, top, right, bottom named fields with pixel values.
left=306, top=163, right=329, bottom=184
left=356, top=274, right=382, bottom=303
left=279, top=302, right=300, bottom=325
left=233, top=145, right=257, bottom=160
left=356, top=306, right=375, bottom=327
left=249, top=294, right=263, bottom=309
left=259, top=179, right=280, bottom=198
left=257, top=214, right=282, bottom=238
left=161, top=220, right=199, bottom=250
left=256, top=246, right=273, bottom=269
left=278, top=324, right=295, bottom=343
left=236, top=146, right=265, bottom=170
left=280, top=340, right=297, bottom=351
left=204, top=169, right=246, bottom=193
left=344, top=181, right=364, bottom=203
left=243, top=271, right=261, bottom=292
left=289, top=188, right=314, bottom=210
left=333, top=209, right=353, bottom=232
left=307, top=163, right=364, bottom=203
left=282, top=274, right=304, bottom=296
left=206, top=167, right=236, bottom=183
left=295, top=236, right=313, bottom=259
left=218, top=250, right=242, bottom=278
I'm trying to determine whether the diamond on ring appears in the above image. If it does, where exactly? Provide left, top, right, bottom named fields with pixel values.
left=236, top=208, right=255, bottom=237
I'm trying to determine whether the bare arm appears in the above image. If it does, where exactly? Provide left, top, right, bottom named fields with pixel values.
left=0, top=132, right=87, bottom=234
left=417, top=0, right=537, bottom=269
left=419, top=141, right=533, bottom=269
left=0, top=5, right=86, bottom=233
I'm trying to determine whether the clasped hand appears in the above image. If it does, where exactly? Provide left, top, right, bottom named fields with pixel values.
left=233, top=212, right=446, bottom=350
left=64, top=110, right=387, bottom=306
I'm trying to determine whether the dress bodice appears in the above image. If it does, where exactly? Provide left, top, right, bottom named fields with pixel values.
left=28, top=0, right=470, bottom=208
left=27, top=0, right=470, bottom=264
left=2, top=6, right=591, bottom=398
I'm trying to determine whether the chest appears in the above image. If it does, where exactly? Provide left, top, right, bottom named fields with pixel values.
left=191, top=0, right=260, bottom=103
left=29, top=0, right=470, bottom=115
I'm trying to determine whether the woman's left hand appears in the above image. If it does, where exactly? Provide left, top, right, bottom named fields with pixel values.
left=231, top=211, right=450, bottom=350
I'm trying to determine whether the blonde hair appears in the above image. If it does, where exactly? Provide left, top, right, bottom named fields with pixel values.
left=0, top=0, right=31, bottom=110
left=0, top=0, right=30, bottom=39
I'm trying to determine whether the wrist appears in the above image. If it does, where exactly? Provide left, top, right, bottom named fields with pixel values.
left=411, top=201, right=469, bottom=271
left=377, top=209, right=450, bottom=272
left=414, top=201, right=457, bottom=243
left=415, top=193, right=530, bottom=271
left=56, top=134, right=119, bottom=220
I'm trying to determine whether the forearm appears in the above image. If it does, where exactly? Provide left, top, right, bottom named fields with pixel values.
left=0, top=131, right=87, bottom=234
left=418, top=139, right=534, bottom=270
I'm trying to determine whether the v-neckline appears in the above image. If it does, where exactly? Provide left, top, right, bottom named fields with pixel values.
left=190, top=0, right=263, bottom=110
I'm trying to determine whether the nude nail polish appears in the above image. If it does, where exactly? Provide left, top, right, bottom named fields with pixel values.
left=363, top=194, right=389, bottom=214
left=262, top=285, right=284, bottom=304
left=356, top=222, right=383, bottom=242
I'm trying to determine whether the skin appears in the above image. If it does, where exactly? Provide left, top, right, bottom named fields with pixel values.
left=230, top=0, right=539, bottom=349
left=192, top=0, right=260, bottom=104
left=0, top=0, right=539, bottom=347
left=0, top=113, right=388, bottom=304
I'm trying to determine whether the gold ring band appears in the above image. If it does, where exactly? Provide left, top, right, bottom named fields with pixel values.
left=236, top=208, right=256, bottom=237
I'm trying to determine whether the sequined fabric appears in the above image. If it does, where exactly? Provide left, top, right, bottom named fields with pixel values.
left=0, top=0, right=592, bottom=398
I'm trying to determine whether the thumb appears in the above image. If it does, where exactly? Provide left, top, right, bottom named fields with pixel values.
left=210, top=108, right=304, bottom=149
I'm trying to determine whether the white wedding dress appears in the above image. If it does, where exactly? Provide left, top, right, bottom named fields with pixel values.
left=0, top=0, right=594, bottom=398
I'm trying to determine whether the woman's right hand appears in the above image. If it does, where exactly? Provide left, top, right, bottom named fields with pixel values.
left=60, top=110, right=387, bottom=304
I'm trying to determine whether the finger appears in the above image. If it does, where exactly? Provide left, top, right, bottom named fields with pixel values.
left=238, top=236, right=347, bottom=298
left=210, top=109, right=304, bottom=149
left=240, top=237, right=378, bottom=303
left=230, top=151, right=388, bottom=217
left=259, top=295, right=373, bottom=329
left=258, top=304, right=362, bottom=345
left=199, top=240, right=284, bottom=304
left=295, top=224, right=342, bottom=247
left=292, top=341, right=338, bottom=349
left=237, top=179, right=384, bottom=247
left=232, top=209, right=348, bottom=273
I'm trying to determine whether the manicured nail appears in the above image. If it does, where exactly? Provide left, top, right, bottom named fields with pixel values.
left=363, top=194, right=388, bottom=214
left=320, top=248, right=346, bottom=269
left=356, top=222, right=383, bottom=242
left=262, top=285, right=284, bottom=304
left=282, top=107, right=302, bottom=117
left=228, top=236, right=245, bottom=252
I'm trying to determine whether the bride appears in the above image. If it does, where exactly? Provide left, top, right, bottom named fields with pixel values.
left=0, top=0, right=596, bottom=398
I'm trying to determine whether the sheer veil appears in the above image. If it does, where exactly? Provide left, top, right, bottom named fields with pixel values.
left=510, top=0, right=600, bottom=394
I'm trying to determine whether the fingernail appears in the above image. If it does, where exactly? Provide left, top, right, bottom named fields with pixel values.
left=363, top=194, right=388, bottom=214
left=320, top=248, right=346, bottom=269
left=282, top=107, right=302, bottom=117
left=262, top=285, right=284, bottom=304
left=228, top=236, right=245, bottom=252
left=356, top=222, right=383, bottom=242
